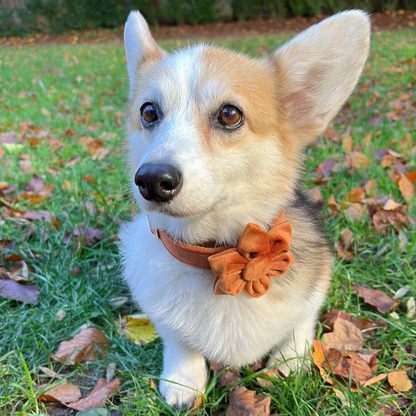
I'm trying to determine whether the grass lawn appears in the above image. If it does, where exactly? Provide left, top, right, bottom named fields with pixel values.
left=0, top=28, right=415, bottom=415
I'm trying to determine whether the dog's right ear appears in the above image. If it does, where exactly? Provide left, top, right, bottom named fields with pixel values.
left=124, top=11, right=166, bottom=81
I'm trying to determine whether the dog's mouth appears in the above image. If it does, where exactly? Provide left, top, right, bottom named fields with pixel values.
left=138, top=194, right=227, bottom=220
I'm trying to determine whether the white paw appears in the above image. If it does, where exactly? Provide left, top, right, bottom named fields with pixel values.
left=159, top=370, right=206, bottom=408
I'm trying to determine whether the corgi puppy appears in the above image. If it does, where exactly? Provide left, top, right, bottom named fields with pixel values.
left=120, top=10, right=370, bottom=408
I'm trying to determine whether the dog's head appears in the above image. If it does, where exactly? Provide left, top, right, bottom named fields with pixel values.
left=124, top=11, right=370, bottom=242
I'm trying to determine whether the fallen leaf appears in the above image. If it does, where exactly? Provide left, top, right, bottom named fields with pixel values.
left=0, top=278, right=39, bottom=304
left=340, top=228, right=354, bottom=247
left=407, top=297, right=415, bottom=318
left=328, top=194, right=340, bottom=211
left=210, top=361, right=242, bottom=388
left=323, top=318, right=365, bottom=351
left=344, top=151, right=370, bottom=171
left=398, top=174, right=414, bottom=202
left=319, top=310, right=352, bottom=333
left=37, top=382, right=81, bottom=403
left=316, top=158, right=338, bottom=180
left=352, top=286, right=401, bottom=314
left=56, top=309, right=66, bottom=322
left=92, top=147, right=110, bottom=161
left=73, top=226, right=105, bottom=247
left=19, top=160, right=33, bottom=174
left=398, top=232, right=408, bottom=252
left=342, top=135, right=353, bottom=153
left=323, top=125, right=339, bottom=142
left=344, top=203, right=365, bottom=222
left=67, top=379, right=122, bottom=411
left=106, top=363, right=116, bottom=382
left=305, top=187, right=322, bottom=202
left=387, top=370, right=412, bottom=392
left=383, top=199, right=402, bottom=211
left=39, top=366, right=63, bottom=379
left=117, top=314, right=158, bottom=345
left=362, top=373, right=388, bottom=387
left=343, top=188, right=365, bottom=204
left=333, top=388, right=351, bottom=407
left=226, top=386, right=271, bottom=416
left=65, top=156, right=81, bottom=167
left=82, top=175, right=95, bottom=183
left=381, top=155, right=395, bottom=168
left=393, top=284, right=410, bottom=299
left=373, top=209, right=412, bottom=233
left=312, top=341, right=375, bottom=386
left=51, top=327, right=111, bottom=365
left=364, top=180, right=377, bottom=196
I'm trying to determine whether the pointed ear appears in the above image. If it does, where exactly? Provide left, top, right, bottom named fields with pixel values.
left=124, top=11, right=166, bottom=81
left=271, top=10, right=370, bottom=143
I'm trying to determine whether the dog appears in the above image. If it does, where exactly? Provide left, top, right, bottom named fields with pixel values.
left=120, top=9, right=370, bottom=408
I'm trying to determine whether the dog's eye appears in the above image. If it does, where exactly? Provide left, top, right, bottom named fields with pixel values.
left=219, top=105, right=242, bottom=129
left=141, top=103, right=158, bottom=125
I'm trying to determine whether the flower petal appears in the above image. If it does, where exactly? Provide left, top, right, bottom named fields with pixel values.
left=268, top=220, right=292, bottom=254
left=269, top=251, right=294, bottom=276
left=213, top=275, right=246, bottom=296
left=237, top=223, right=270, bottom=260
left=208, top=249, right=247, bottom=277
left=244, top=275, right=271, bottom=298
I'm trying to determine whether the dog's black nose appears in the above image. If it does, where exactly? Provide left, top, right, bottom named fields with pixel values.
left=134, top=163, right=183, bottom=202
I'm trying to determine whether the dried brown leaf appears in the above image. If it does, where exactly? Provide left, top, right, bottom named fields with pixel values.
left=318, top=310, right=352, bottom=333
left=383, top=199, right=402, bottom=211
left=398, top=174, right=414, bottom=202
left=328, top=194, right=340, bottom=211
left=344, top=203, right=365, bottom=222
left=0, top=278, right=39, bottom=304
left=373, top=209, right=412, bottom=233
left=362, top=373, right=388, bottom=387
left=37, top=382, right=81, bottom=403
left=73, top=226, right=105, bottom=247
left=19, top=160, right=33, bottom=174
left=226, top=386, right=271, bottom=416
left=210, top=361, right=242, bottom=388
left=340, top=228, right=354, bottom=247
left=344, top=151, right=371, bottom=170
left=343, top=188, right=365, bottom=204
left=51, top=327, right=111, bottom=365
left=67, top=378, right=122, bottom=411
left=352, top=286, right=401, bottom=314
left=323, top=318, right=365, bottom=351
left=364, top=180, right=377, bottom=196
left=342, top=135, right=352, bottom=153
left=387, top=370, right=412, bottom=392
left=305, top=187, right=322, bottom=202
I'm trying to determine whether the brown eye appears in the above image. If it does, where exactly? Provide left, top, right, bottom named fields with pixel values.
left=219, top=105, right=242, bottom=129
left=141, top=103, right=158, bottom=124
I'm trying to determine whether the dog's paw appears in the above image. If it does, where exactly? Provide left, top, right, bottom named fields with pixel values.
left=159, top=370, right=206, bottom=409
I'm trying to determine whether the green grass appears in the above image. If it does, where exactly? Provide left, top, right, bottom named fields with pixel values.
left=0, top=29, right=415, bottom=415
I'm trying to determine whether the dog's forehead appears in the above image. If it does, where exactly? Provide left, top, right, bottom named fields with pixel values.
left=144, top=45, right=276, bottom=112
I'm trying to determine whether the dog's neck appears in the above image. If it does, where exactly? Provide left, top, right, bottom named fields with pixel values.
left=146, top=195, right=290, bottom=247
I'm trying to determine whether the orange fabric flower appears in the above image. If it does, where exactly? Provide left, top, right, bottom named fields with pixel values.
left=208, top=213, right=294, bottom=298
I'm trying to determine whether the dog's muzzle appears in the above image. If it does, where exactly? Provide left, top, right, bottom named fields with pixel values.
left=134, top=163, right=183, bottom=203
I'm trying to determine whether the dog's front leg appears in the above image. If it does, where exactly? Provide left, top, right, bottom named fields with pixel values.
left=158, top=327, right=207, bottom=408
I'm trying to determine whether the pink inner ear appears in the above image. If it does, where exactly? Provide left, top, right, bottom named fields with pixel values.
left=285, top=90, right=313, bottom=127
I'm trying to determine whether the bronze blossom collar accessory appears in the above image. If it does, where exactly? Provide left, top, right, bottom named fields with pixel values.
left=150, top=211, right=294, bottom=298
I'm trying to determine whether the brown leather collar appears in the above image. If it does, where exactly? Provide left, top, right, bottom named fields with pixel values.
left=149, top=211, right=294, bottom=298
left=150, top=225, right=233, bottom=270
left=149, top=210, right=290, bottom=271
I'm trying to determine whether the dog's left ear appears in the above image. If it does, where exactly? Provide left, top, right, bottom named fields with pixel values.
left=124, top=11, right=166, bottom=81
left=271, top=10, right=370, bottom=143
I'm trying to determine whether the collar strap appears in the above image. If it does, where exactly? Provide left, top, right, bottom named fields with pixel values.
left=149, top=210, right=288, bottom=272
left=150, top=226, right=233, bottom=270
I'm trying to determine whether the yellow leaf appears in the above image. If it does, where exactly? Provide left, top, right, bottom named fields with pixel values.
left=118, top=314, right=158, bottom=345
left=388, top=370, right=412, bottom=392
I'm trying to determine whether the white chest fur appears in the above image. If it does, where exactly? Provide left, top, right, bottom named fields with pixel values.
left=120, top=215, right=326, bottom=366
